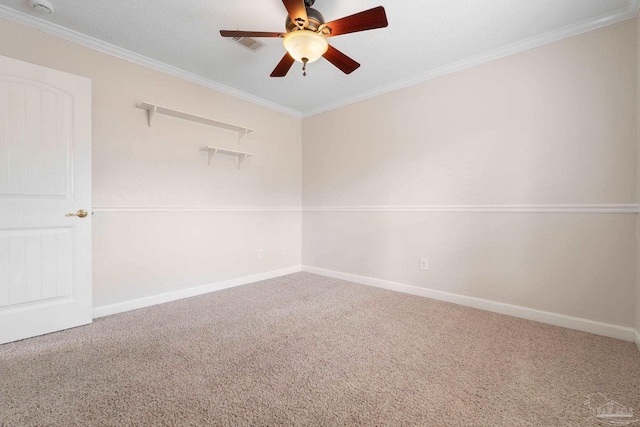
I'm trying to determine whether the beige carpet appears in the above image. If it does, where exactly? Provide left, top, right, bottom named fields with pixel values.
left=1, top=272, right=639, bottom=426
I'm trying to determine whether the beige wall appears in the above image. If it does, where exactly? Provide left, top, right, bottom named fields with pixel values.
left=0, top=18, right=302, bottom=308
left=303, top=20, right=638, bottom=327
left=637, top=17, right=640, bottom=338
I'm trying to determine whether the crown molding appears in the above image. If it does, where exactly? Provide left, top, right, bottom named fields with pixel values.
left=301, top=1, right=640, bottom=117
left=0, top=1, right=637, bottom=119
left=0, top=5, right=302, bottom=119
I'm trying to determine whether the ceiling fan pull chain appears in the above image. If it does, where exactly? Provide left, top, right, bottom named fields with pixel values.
left=302, top=57, right=308, bottom=76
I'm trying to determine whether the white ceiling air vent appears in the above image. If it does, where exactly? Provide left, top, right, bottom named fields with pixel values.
left=231, top=36, right=264, bottom=52
left=29, top=0, right=54, bottom=14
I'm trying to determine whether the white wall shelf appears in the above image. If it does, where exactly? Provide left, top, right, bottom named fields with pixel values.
left=137, top=102, right=254, bottom=143
left=200, top=146, right=255, bottom=169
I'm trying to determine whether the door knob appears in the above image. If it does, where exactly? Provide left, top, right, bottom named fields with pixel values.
left=66, top=209, right=88, bottom=218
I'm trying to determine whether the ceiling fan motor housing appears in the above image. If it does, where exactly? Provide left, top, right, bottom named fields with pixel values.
left=286, top=7, right=325, bottom=32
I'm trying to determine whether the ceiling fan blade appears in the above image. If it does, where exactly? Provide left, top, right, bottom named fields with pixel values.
left=323, top=6, right=388, bottom=37
left=271, top=53, right=296, bottom=77
left=220, top=30, right=284, bottom=38
left=323, top=45, right=360, bottom=74
left=282, top=0, right=308, bottom=28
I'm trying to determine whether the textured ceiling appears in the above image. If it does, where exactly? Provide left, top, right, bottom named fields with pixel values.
left=0, top=0, right=637, bottom=116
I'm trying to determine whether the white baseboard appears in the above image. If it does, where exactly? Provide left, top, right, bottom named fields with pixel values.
left=92, top=265, right=302, bottom=318
left=302, top=265, right=636, bottom=343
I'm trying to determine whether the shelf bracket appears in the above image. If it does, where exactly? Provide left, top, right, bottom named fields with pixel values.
left=237, top=128, right=249, bottom=144
left=237, top=153, right=248, bottom=169
left=146, top=105, right=157, bottom=127
left=206, top=148, right=218, bottom=165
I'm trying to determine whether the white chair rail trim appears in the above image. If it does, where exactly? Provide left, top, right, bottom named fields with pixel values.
left=91, top=204, right=638, bottom=214
left=302, top=204, right=639, bottom=214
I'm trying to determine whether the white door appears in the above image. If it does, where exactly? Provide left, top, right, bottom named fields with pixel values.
left=0, top=56, right=92, bottom=344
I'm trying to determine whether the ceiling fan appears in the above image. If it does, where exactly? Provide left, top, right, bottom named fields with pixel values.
left=220, top=0, right=388, bottom=77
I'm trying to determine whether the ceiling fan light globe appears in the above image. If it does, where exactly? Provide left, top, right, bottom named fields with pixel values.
left=283, top=30, right=328, bottom=64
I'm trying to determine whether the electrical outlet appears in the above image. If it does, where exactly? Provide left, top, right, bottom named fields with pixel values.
left=258, top=249, right=264, bottom=259
left=420, top=258, right=428, bottom=271
left=281, top=246, right=287, bottom=255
